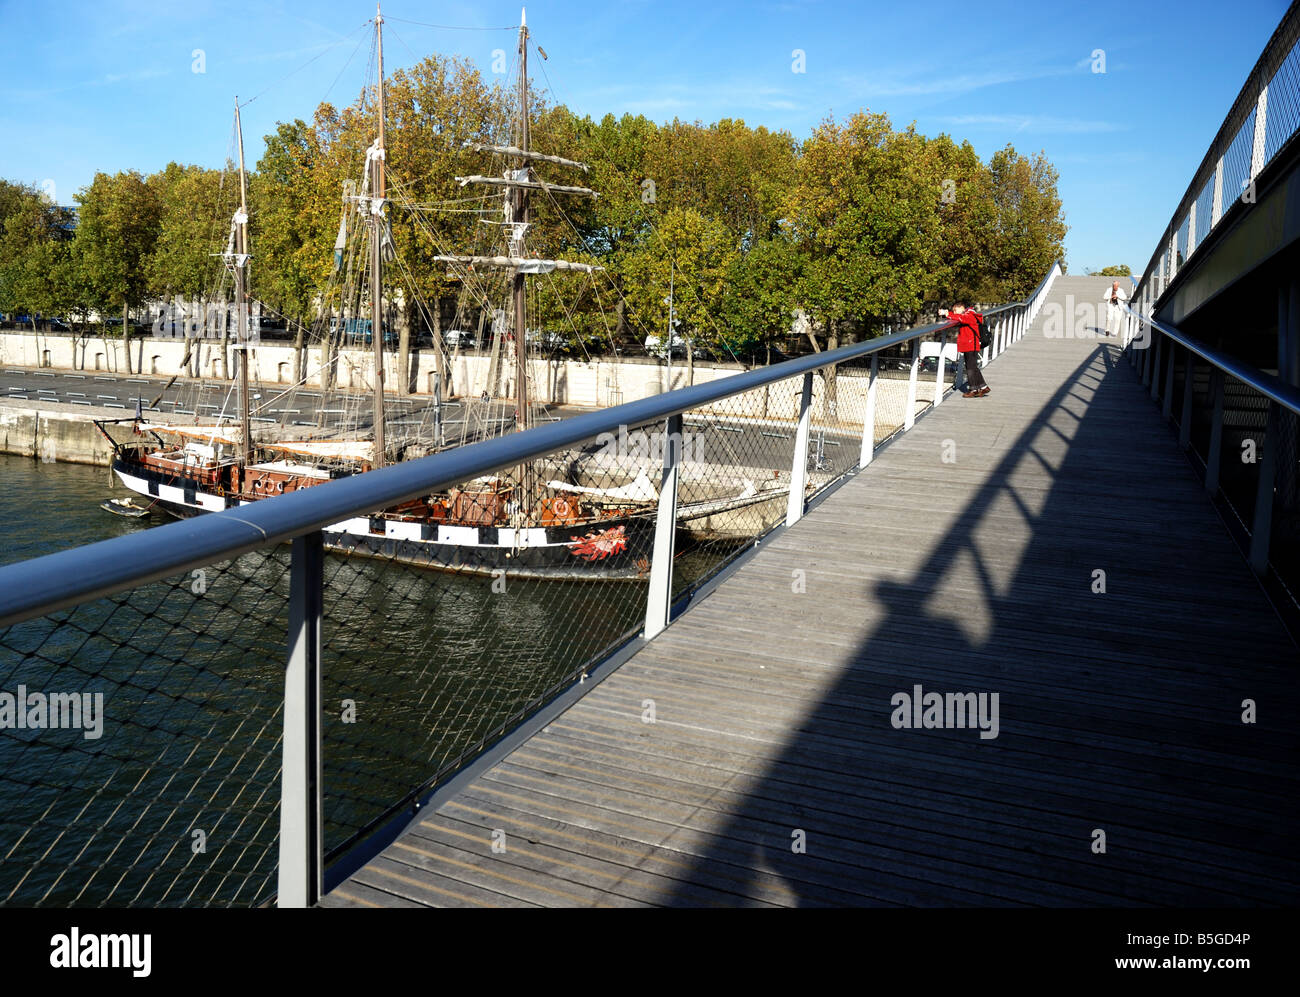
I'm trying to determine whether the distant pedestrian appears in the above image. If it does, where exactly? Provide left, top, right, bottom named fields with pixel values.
left=1102, top=281, right=1129, bottom=337
left=948, top=302, right=989, bottom=398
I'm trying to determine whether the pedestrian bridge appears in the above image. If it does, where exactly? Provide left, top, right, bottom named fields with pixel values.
left=1, top=8, right=1298, bottom=909
left=318, top=276, right=1297, bottom=907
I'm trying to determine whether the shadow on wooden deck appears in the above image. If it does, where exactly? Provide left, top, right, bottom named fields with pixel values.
left=647, top=343, right=1300, bottom=906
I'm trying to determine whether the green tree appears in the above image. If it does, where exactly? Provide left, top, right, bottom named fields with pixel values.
left=983, top=146, right=1068, bottom=300
left=621, top=206, right=737, bottom=383
left=721, top=236, right=803, bottom=362
left=73, top=171, right=162, bottom=372
left=0, top=182, right=76, bottom=324
left=789, top=113, right=950, bottom=345
left=147, top=162, right=232, bottom=374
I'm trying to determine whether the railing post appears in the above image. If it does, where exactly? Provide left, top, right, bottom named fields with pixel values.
left=1249, top=401, right=1278, bottom=574
left=933, top=331, right=947, bottom=407
left=1179, top=349, right=1194, bottom=448
left=859, top=354, right=878, bottom=468
left=1162, top=341, right=1176, bottom=419
left=644, top=413, right=683, bottom=640
left=1150, top=332, right=1163, bottom=398
left=1206, top=367, right=1225, bottom=495
left=280, top=530, right=324, bottom=909
left=903, top=340, right=920, bottom=431
left=786, top=371, right=815, bottom=526
left=1144, top=312, right=1156, bottom=382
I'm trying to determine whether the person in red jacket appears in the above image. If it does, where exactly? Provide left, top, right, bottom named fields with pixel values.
left=948, top=302, right=989, bottom=397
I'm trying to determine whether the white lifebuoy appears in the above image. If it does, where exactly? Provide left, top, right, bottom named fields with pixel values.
left=275, top=479, right=285, bottom=494
left=553, top=497, right=572, bottom=518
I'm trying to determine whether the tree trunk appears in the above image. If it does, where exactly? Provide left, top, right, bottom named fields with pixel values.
left=397, top=294, right=411, bottom=395
left=320, top=305, right=336, bottom=395
left=293, top=318, right=306, bottom=385
left=122, top=301, right=132, bottom=374
left=431, top=295, right=448, bottom=396
left=686, top=338, right=695, bottom=387
left=825, top=322, right=840, bottom=419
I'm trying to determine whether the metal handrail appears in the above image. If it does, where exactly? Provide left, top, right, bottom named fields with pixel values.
left=0, top=265, right=1057, bottom=630
left=1134, top=2, right=1300, bottom=304
left=984, top=261, right=1061, bottom=320
left=1123, top=303, right=1300, bottom=416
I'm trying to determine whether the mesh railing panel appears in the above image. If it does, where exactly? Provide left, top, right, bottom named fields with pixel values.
left=1220, top=110, right=1257, bottom=212
left=1193, top=178, right=1215, bottom=253
left=1264, top=34, right=1300, bottom=161
left=0, top=551, right=290, bottom=907
left=1136, top=6, right=1300, bottom=302
left=318, top=533, right=648, bottom=860
left=1174, top=215, right=1191, bottom=272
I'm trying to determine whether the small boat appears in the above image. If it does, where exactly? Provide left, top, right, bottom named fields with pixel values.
left=100, top=497, right=156, bottom=518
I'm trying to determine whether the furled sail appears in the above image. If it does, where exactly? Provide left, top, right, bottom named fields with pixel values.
left=138, top=423, right=242, bottom=445
left=261, top=439, right=375, bottom=462
left=545, top=471, right=658, bottom=502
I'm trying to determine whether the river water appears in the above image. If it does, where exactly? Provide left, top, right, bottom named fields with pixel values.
left=0, top=453, right=735, bottom=906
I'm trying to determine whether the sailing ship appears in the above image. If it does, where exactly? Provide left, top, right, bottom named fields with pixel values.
left=98, top=7, right=795, bottom=579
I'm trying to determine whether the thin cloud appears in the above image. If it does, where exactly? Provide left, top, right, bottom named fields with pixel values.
left=843, top=61, right=1081, bottom=98
left=585, top=80, right=803, bottom=118
left=941, top=114, right=1127, bottom=134
left=2, top=67, right=173, bottom=100
left=103, top=68, right=170, bottom=85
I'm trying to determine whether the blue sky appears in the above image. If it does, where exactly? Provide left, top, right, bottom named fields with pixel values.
left=0, top=0, right=1289, bottom=276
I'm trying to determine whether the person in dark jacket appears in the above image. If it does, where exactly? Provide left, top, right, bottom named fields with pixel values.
left=948, top=303, right=989, bottom=397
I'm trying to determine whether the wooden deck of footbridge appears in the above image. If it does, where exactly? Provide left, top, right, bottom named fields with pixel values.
left=322, top=276, right=1299, bottom=908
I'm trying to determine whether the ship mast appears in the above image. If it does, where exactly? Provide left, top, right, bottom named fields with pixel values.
left=513, top=8, right=531, bottom=435
left=234, top=97, right=252, bottom=463
left=369, top=3, right=388, bottom=469
left=430, top=8, right=603, bottom=520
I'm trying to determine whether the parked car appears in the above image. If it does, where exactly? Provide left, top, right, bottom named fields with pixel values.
left=920, top=356, right=958, bottom=374
left=644, top=332, right=689, bottom=359
left=526, top=328, right=569, bottom=353
left=443, top=329, right=476, bottom=350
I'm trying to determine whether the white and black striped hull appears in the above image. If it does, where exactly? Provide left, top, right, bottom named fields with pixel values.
left=112, top=458, right=655, bottom=579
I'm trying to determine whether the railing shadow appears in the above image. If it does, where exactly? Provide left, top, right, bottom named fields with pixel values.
left=657, top=341, right=1300, bottom=906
